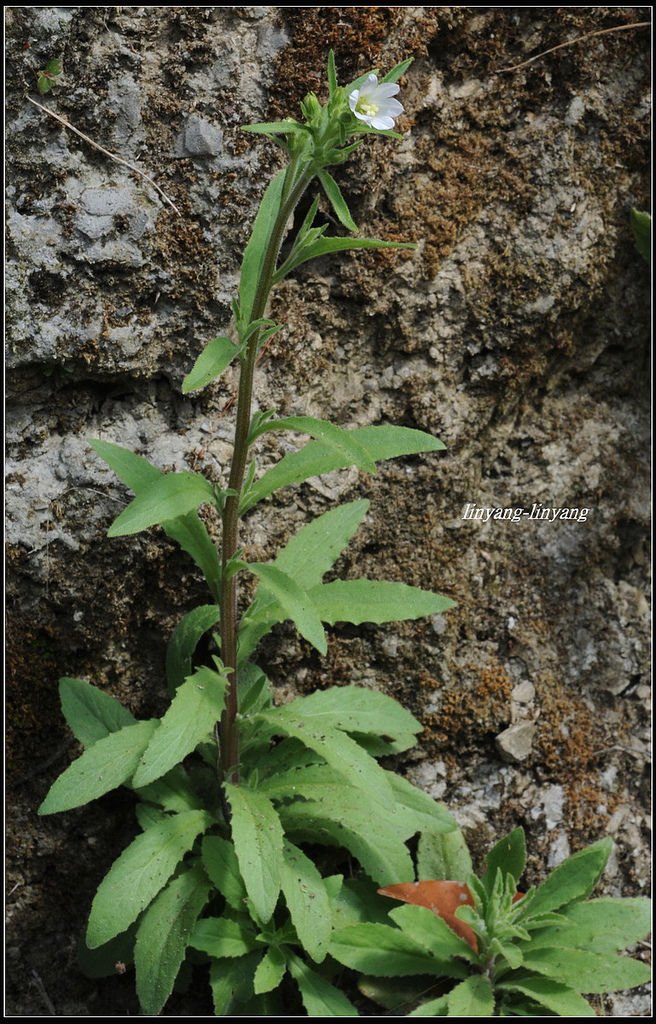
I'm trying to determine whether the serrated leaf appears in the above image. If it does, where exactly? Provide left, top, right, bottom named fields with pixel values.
left=166, top=604, right=220, bottom=695
left=59, top=676, right=135, bottom=747
left=135, top=866, right=210, bottom=1015
left=523, top=897, right=652, bottom=955
left=253, top=946, right=287, bottom=994
left=417, top=828, right=473, bottom=882
left=497, top=976, right=596, bottom=1016
left=309, top=579, right=455, bottom=625
left=517, top=946, right=652, bottom=993
left=239, top=170, right=286, bottom=326
left=225, top=784, right=284, bottom=923
left=318, top=169, right=358, bottom=231
left=242, top=424, right=446, bottom=512
left=39, top=720, right=157, bottom=814
left=280, top=839, right=332, bottom=962
left=132, top=667, right=228, bottom=788
left=201, top=836, right=247, bottom=912
left=90, top=439, right=221, bottom=596
left=256, top=705, right=392, bottom=804
left=631, top=208, right=651, bottom=263
left=87, top=810, right=212, bottom=947
left=209, top=953, right=261, bottom=1014
left=278, top=789, right=415, bottom=885
left=286, top=951, right=359, bottom=1016
left=517, top=839, right=613, bottom=920
left=189, top=916, right=258, bottom=958
left=447, top=976, right=494, bottom=1016
left=482, top=827, right=526, bottom=894
left=248, top=563, right=327, bottom=654
left=330, top=923, right=464, bottom=978
left=182, top=336, right=238, bottom=394
left=389, top=903, right=476, bottom=962
left=108, top=471, right=215, bottom=537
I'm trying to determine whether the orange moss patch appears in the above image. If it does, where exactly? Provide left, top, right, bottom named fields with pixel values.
left=422, top=663, right=513, bottom=755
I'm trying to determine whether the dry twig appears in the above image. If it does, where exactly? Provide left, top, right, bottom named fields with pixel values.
left=26, top=95, right=182, bottom=216
left=495, top=21, right=650, bottom=74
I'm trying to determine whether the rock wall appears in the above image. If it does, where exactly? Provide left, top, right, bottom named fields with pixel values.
left=6, top=7, right=650, bottom=1015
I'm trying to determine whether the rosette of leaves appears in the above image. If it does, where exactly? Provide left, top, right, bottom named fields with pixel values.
left=329, top=827, right=652, bottom=1016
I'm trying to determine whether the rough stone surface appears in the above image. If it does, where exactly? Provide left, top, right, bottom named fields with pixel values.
left=6, top=6, right=651, bottom=1016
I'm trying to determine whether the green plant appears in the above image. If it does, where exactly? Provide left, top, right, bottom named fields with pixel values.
left=631, top=208, right=651, bottom=264
left=330, top=827, right=651, bottom=1016
left=39, top=54, right=460, bottom=1015
left=36, top=56, right=63, bottom=94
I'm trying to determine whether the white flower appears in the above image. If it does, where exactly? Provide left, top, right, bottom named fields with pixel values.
left=348, top=73, right=404, bottom=131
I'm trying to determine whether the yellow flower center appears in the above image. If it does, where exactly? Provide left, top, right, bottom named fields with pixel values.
left=357, top=98, right=379, bottom=117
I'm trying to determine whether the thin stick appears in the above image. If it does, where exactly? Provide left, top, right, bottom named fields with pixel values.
left=495, top=21, right=650, bottom=74
left=31, top=969, right=57, bottom=1016
left=26, top=95, right=182, bottom=216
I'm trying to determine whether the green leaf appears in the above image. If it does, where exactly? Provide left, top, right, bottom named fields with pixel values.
left=256, top=706, right=392, bottom=804
left=517, top=946, right=652, bottom=994
left=242, top=424, right=446, bottom=512
left=331, top=877, right=391, bottom=930
left=447, top=976, right=494, bottom=1016
left=276, top=235, right=416, bottom=280
left=59, top=676, right=135, bottom=746
left=482, top=827, right=526, bottom=894
left=107, top=471, right=216, bottom=537
left=253, top=946, right=287, bottom=994
left=134, top=765, right=204, bottom=813
left=242, top=120, right=304, bottom=136
left=90, top=439, right=222, bottom=598
left=286, top=951, right=358, bottom=1016
left=385, top=772, right=456, bottom=836
left=523, top=897, right=652, bottom=955
left=136, top=804, right=169, bottom=830
left=327, top=50, right=337, bottom=97
left=278, top=789, right=415, bottom=885
left=182, top=336, right=239, bottom=394
left=496, top=976, right=596, bottom=1016
left=166, top=604, right=220, bottom=695
left=631, top=208, right=651, bottom=263
left=225, top=784, right=284, bottom=924
left=189, top=916, right=258, bottom=958
left=280, top=839, right=332, bottom=962
left=330, top=923, right=465, bottom=977
left=39, top=720, right=157, bottom=814
left=517, top=839, right=613, bottom=920
left=132, top=667, right=228, bottom=788
left=260, top=416, right=378, bottom=473
left=238, top=662, right=273, bottom=716
left=238, top=501, right=368, bottom=662
left=381, top=58, right=413, bottom=84
left=134, top=865, right=210, bottom=1015
left=209, top=953, right=261, bottom=1014
left=408, top=994, right=450, bottom=1016
left=309, top=579, right=455, bottom=624
left=201, top=836, right=247, bottom=912
left=281, top=684, right=421, bottom=742
left=239, top=170, right=286, bottom=326
left=87, top=810, right=212, bottom=947
left=248, top=563, right=327, bottom=654
left=389, top=904, right=476, bottom=961
left=417, top=828, right=473, bottom=882
left=318, top=169, right=358, bottom=231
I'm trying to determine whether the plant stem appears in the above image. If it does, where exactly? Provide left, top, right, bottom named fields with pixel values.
left=218, top=160, right=314, bottom=786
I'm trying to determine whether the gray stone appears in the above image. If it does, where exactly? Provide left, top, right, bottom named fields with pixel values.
left=182, top=115, right=224, bottom=157
left=495, top=722, right=536, bottom=763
